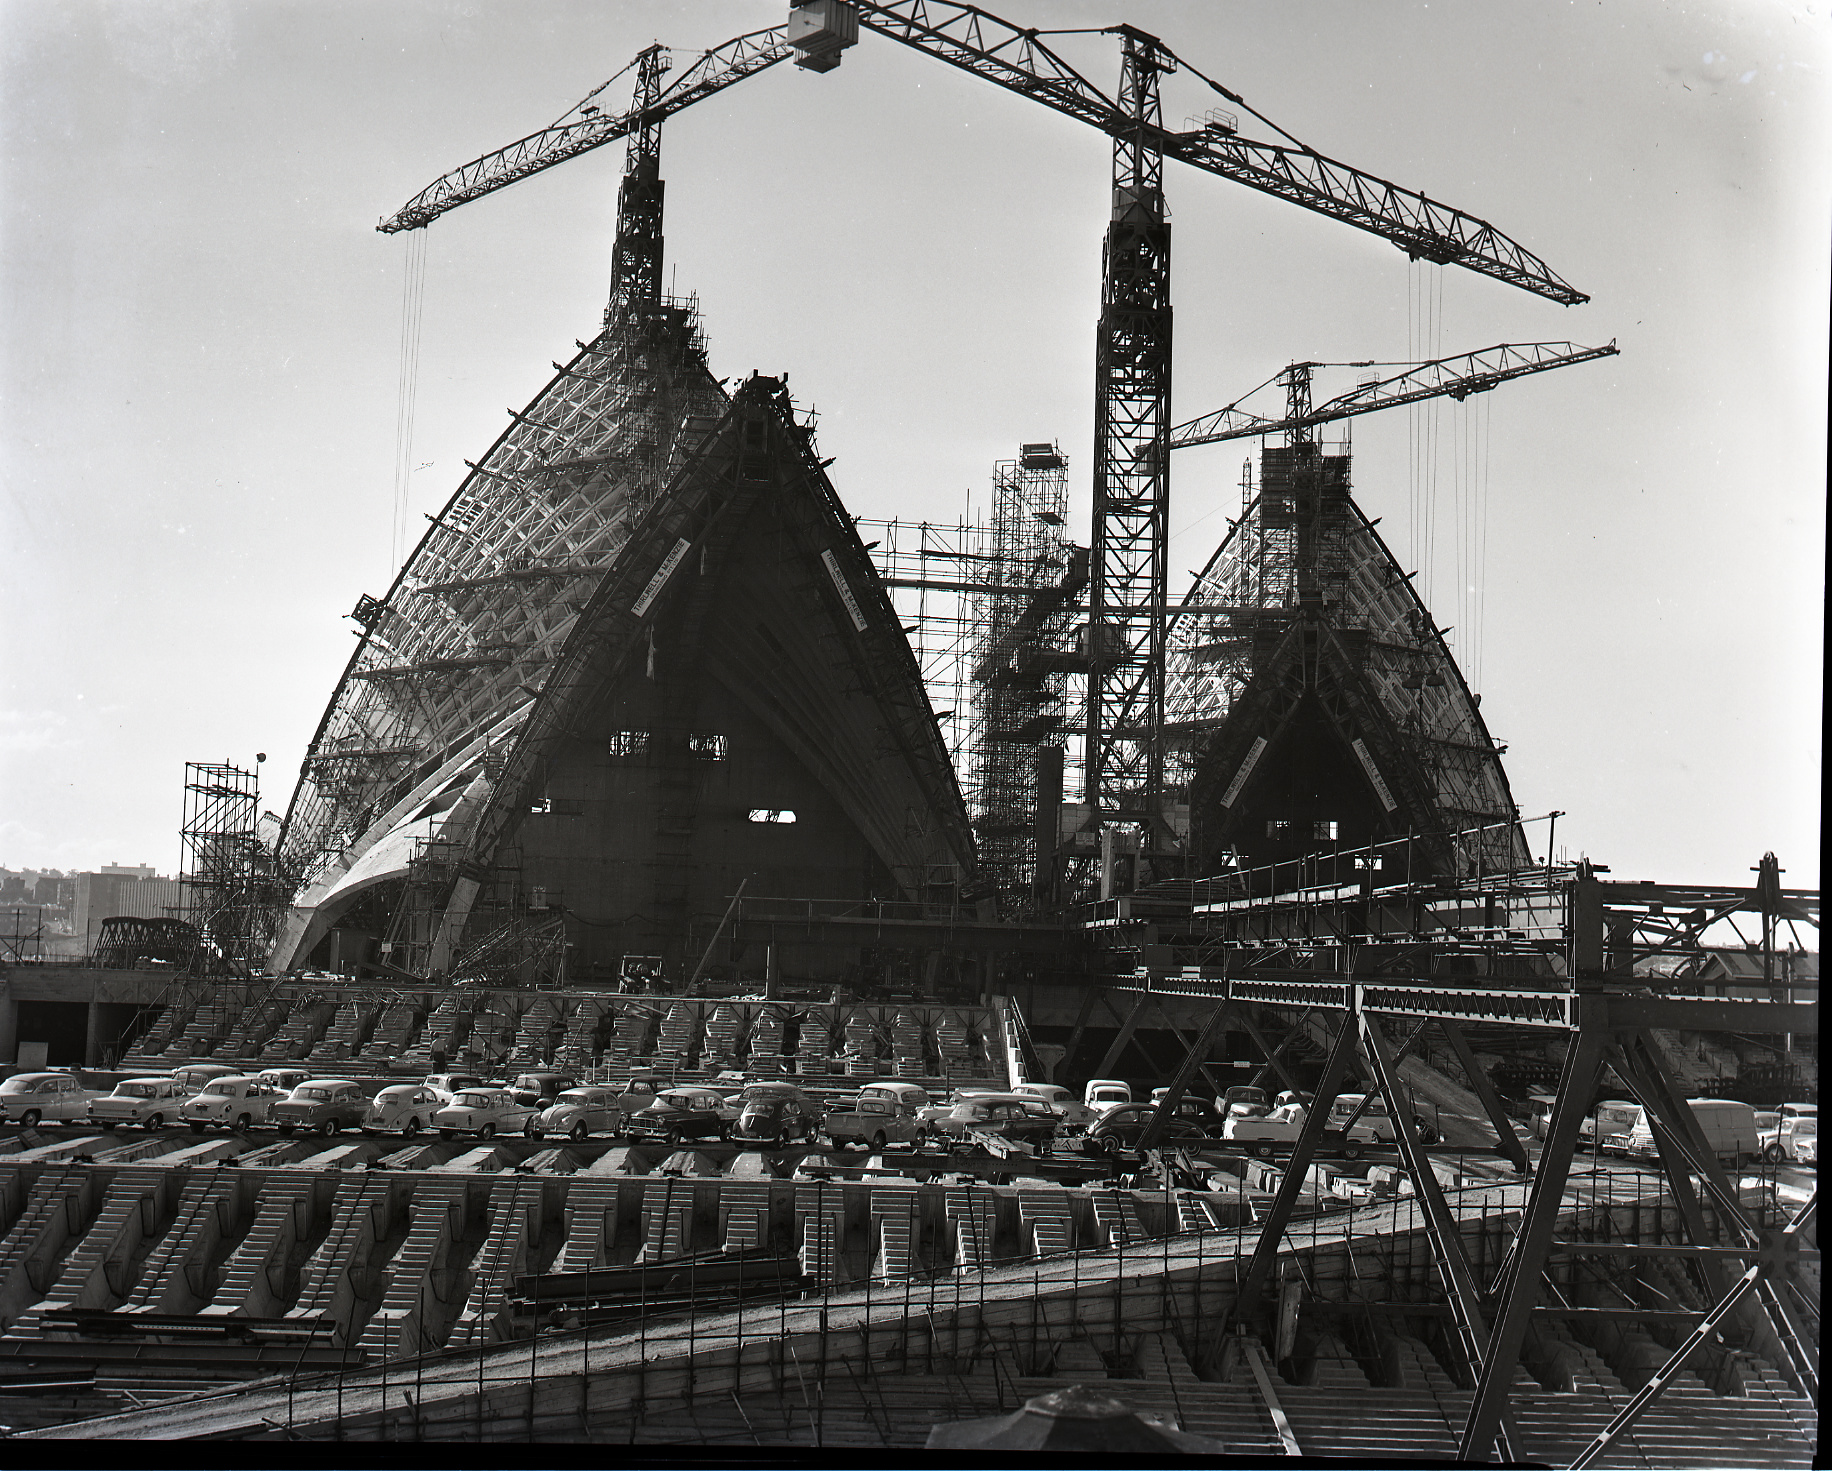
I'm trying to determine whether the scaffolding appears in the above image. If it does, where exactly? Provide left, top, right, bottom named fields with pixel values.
left=180, top=760, right=285, bottom=970
left=861, top=446, right=1084, bottom=911
left=857, top=516, right=989, bottom=796
left=967, top=444, right=1078, bottom=909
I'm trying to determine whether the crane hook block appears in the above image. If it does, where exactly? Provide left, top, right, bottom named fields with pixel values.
left=788, top=1, right=859, bottom=73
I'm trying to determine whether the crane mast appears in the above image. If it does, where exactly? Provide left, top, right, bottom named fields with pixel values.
left=608, top=46, right=670, bottom=316
left=1088, top=27, right=1175, bottom=844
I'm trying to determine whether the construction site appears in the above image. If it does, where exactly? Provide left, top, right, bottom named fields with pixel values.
left=0, top=3, right=1817, bottom=1460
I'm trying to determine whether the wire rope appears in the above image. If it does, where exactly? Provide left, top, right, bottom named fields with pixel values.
left=392, top=232, right=430, bottom=575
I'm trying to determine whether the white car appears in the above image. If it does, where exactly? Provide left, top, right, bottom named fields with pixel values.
left=2, top=1071, right=105, bottom=1128
left=364, top=1083, right=445, bottom=1137
left=180, top=1075, right=283, bottom=1132
left=1327, top=1093, right=1439, bottom=1145
left=1223, top=1103, right=1378, bottom=1156
left=1083, top=1079, right=1134, bottom=1116
left=89, top=1076, right=193, bottom=1130
left=434, top=1087, right=536, bottom=1140
left=422, top=1072, right=489, bottom=1105
left=1012, top=1083, right=1099, bottom=1129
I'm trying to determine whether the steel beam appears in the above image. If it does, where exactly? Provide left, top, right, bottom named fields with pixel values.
left=1058, top=988, right=1102, bottom=1078
left=1146, top=995, right=1234, bottom=1098
left=1458, top=1021, right=1606, bottom=1462
left=1235, top=1005, right=1312, bottom=1096
left=1137, top=1002, right=1232, bottom=1151
left=1568, top=1262, right=1763, bottom=1471
left=1437, top=1018, right=1531, bottom=1173
left=1361, top=1013, right=1518, bottom=1460
left=1092, top=992, right=1152, bottom=1079
left=1235, top=1016, right=1361, bottom=1314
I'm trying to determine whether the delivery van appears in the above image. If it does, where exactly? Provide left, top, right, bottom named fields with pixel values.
left=1622, top=1097, right=1759, bottom=1166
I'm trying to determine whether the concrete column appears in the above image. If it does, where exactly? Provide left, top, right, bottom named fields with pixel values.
left=85, top=995, right=103, bottom=1068
left=0, top=988, right=16, bottom=1064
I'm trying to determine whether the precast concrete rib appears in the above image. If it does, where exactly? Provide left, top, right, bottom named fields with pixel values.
left=20, top=1181, right=1542, bottom=1441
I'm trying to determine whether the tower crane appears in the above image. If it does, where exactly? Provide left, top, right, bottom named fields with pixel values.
left=379, top=0, right=1592, bottom=879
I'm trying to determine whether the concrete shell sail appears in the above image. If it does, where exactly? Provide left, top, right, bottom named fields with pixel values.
left=1171, top=445, right=1530, bottom=880
left=274, top=311, right=973, bottom=979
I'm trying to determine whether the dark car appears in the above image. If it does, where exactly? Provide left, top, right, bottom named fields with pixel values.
left=623, top=1087, right=737, bottom=1144
left=730, top=1090, right=820, bottom=1146
left=934, top=1095, right=1061, bottom=1153
left=1083, top=1103, right=1213, bottom=1155
left=509, top=1071, right=578, bottom=1109
left=270, top=1079, right=372, bottom=1137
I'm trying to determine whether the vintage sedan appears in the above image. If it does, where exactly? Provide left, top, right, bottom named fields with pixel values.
left=433, top=1087, right=537, bottom=1140
left=271, top=1079, right=372, bottom=1137
left=729, top=1087, right=821, bottom=1146
left=622, top=1087, right=738, bottom=1144
left=364, top=1083, right=446, bottom=1137
left=1082, top=1103, right=1212, bottom=1155
left=423, top=1072, right=489, bottom=1105
left=1, top=1072, right=105, bottom=1128
left=929, top=1094, right=1060, bottom=1153
left=180, top=1076, right=283, bottom=1132
left=1220, top=1105, right=1377, bottom=1159
left=528, top=1086, right=627, bottom=1142
left=257, top=1067, right=312, bottom=1095
left=508, top=1072, right=578, bottom=1109
left=1012, top=1083, right=1099, bottom=1129
left=1327, top=1093, right=1439, bottom=1145
left=90, top=1076, right=193, bottom=1130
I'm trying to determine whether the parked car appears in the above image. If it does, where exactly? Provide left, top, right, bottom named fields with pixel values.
left=929, top=1093, right=1060, bottom=1153
left=1327, top=1093, right=1439, bottom=1145
left=1221, top=1085, right=1271, bottom=1121
left=1082, top=1079, right=1133, bottom=1116
left=170, top=1063, right=242, bottom=1093
left=364, top=1083, right=446, bottom=1137
left=257, top=1067, right=312, bottom=1095
left=434, top=1086, right=536, bottom=1140
left=854, top=1081, right=933, bottom=1115
left=1, top=1072, right=105, bottom=1128
left=90, top=1076, right=193, bottom=1130
left=613, top=1078, right=661, bottom=1114
left=180, top=1075, right=283, bottom=1132
left=423, top=1072, right=489, bottom=1104
left=1791, top=1123, right=1817, bottom=1165
left=508, top=1072, right=578, bottom=1109
left=915, top=1088, right=1002, bottom=1130
left=731, top=1090, right=822, bottom=1146
left=271, top=1079, right=373, bottom=1137
left=1581, top=1100, right=1641, bottom=1153
left=1083, top=1103, right=1212, bottom=1155
left=1149, top=1089, right=1221, bottom=1126
left=1221, top=1103, right=1377, bottom=1158
left=1012, top=1082, right=1099, bottom=1128
left=622, top=1087, right=738, bottom=1144
left=823, top=1092, right=925, bottom=1152
left=528, top=1086, right=627, bottom=1141
left=1524, top=1092, right=1560, bottom=1141
left=4, top=1072, right=104, bottom=1128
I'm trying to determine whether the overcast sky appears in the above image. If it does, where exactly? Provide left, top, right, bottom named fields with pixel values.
left=2, top=0, right=1824, bottom=891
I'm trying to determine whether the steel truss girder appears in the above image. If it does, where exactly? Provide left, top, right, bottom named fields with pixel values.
left=1360, top=1012, right=1522, bottom=1460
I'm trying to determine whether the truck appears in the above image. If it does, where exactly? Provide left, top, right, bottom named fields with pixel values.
left=822, top=1082, right=928, bottom=1151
